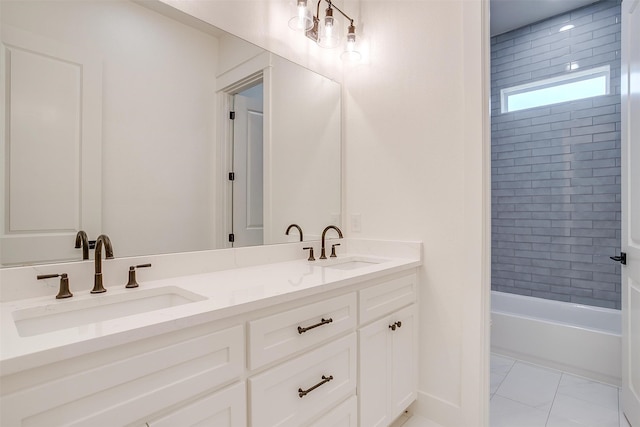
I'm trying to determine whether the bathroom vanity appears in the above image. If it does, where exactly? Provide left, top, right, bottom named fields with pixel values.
left=0, top=240, right=421, bottom=427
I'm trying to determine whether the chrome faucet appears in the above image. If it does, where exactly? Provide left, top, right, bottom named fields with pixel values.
left=320, top=225, right=343, bottom=260
left=92, top=234, right=114, bottom=293
left=286, top=224, right=304, bottom=242
left=74, top=230, right=90, bottom=260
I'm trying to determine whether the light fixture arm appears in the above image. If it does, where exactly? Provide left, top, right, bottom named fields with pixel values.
left=314, top=0, right=354, bottom=25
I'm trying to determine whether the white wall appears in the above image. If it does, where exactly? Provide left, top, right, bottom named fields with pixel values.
left=2, top=0, right=220, bottom=257
left=342, top=1, right=489, bottom=425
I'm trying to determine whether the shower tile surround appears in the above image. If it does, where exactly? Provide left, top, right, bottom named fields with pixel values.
left=490, top=0, right=622, bottom=309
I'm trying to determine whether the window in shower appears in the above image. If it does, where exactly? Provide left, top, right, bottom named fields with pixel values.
left=500, top=65, right=611, bottom=113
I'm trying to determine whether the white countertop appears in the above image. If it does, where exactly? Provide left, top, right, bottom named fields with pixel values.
left=0, top=249, right=420, bottom=375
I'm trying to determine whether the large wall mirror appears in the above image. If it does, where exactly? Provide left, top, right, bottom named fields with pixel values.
left=0, top=0, right=341, bottom=267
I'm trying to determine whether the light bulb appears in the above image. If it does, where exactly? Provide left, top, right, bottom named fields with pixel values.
left=288, top=0, right=313, bottom=31
left=325, top=16, right=334, bottom=38
left=317, top=6, right=341, bottom=48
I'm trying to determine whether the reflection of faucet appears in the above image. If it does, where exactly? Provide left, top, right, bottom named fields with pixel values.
left=74, top=230, right=90, bottom=260
left=92, top=234, right=114, bottom=294
left=288, top=262, right=314, bottom=287
left=286, top=224, right=304, bottom=242
left=320, top=225, right=343, bottom=260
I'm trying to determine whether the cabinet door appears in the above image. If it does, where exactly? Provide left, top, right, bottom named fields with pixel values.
left=358, top=304, right=418, bottom=427
left=358, top=316, right=392, bottom=427
left=390, top=304, right=418, bottom=419
left=147, top=381, right=246, bottom=427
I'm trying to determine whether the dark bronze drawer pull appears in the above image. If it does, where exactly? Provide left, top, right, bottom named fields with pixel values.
left=297, top=317, right=333, bottom=334
left=298, top=375, right=333, bottom=398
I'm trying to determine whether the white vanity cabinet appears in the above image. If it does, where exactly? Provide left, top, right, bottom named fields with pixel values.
left=358, top=274, right=418, bottom=427
left=1, top=267, right=419, bottom=427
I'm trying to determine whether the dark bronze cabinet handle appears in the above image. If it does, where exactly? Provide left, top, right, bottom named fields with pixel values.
left=389, top=321, right=402, bottom=331
left=298, top=375, right=333, bottom=398
left=298, top=317, right=333, bottom=334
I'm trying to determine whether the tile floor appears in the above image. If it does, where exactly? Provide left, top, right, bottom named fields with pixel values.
left=491, top=354, right=631, bottom=427
left=394, top=354, right=633, bottom=427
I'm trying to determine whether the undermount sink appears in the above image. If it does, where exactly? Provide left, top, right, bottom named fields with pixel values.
left=320, top=256, right=389, bottom=271
left=12, top=286, right=206, bottom=337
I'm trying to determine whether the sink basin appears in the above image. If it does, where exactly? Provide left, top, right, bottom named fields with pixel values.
left=321, top=256, right=389, bottom=271
left=12, top=286, right=206, bottom=337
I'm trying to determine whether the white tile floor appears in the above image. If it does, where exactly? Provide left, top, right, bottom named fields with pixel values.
left=394, top=354, right=633, bottom=427
left=491, top=354, right=632, bottom=427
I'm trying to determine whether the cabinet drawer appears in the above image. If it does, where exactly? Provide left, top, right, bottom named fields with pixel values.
left=359, top=273, right=416, bottom=324
left=0, top=324, right=244, bottom=427
left=248, top=292, right=357, bottom=369
left=147, top=381, right=246, bottom=427
left=306, top=394, right=357, bottom=427
left=249, top=333, right=357, bottom=427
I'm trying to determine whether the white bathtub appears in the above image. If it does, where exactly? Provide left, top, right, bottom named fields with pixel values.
left=491, top=291, right=622, bottom=386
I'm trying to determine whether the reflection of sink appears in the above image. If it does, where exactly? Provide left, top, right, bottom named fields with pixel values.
left=321, top=256, right=388, bottom=271
left=12, top=286, right=206, bottom=337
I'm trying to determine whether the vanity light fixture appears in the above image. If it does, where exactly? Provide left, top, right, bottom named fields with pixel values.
left=289, top=0, right=361, bottom=62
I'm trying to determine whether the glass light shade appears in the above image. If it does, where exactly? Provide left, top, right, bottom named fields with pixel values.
left=341, top=25, right=361, bottom=62
left=317, top=7, right=341, bottom=48
left=288, top=0, right=313, bottom=31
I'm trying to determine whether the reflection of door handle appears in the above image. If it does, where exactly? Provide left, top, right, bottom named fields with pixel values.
left=610, top=253, right=627, bottom=265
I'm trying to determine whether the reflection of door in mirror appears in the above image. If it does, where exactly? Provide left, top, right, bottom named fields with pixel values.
left=0, top=26, right=102, bottom=267
left=232, top=83, right=264, bottom=248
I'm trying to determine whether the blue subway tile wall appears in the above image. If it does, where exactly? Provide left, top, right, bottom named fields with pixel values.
left=491, top=0, right=622, bottom=309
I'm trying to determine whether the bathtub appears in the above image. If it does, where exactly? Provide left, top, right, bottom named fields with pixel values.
left=491, top=291, right=622, bottom=386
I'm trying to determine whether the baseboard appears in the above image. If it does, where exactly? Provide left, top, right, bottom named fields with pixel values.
left=411, top=390, right=463, bottom=427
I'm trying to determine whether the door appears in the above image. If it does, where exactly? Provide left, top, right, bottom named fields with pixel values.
left=232, top=84, right=263, bottom=248
left=0, top=26, right=101, bottom=266
left=390, top=304, right=418, bottom=420
left=359, top=316, right=391, bottom=427
left=621, top=0, right=640, bottom=425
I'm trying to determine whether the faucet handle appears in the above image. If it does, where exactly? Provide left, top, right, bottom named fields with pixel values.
left=330, top=243, right=341, bottom=258
left=38, top=273, right=72, bottom=299
left=125, top=263, right=152, bottom=288
left=303, top=247, right=316, bottom=261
